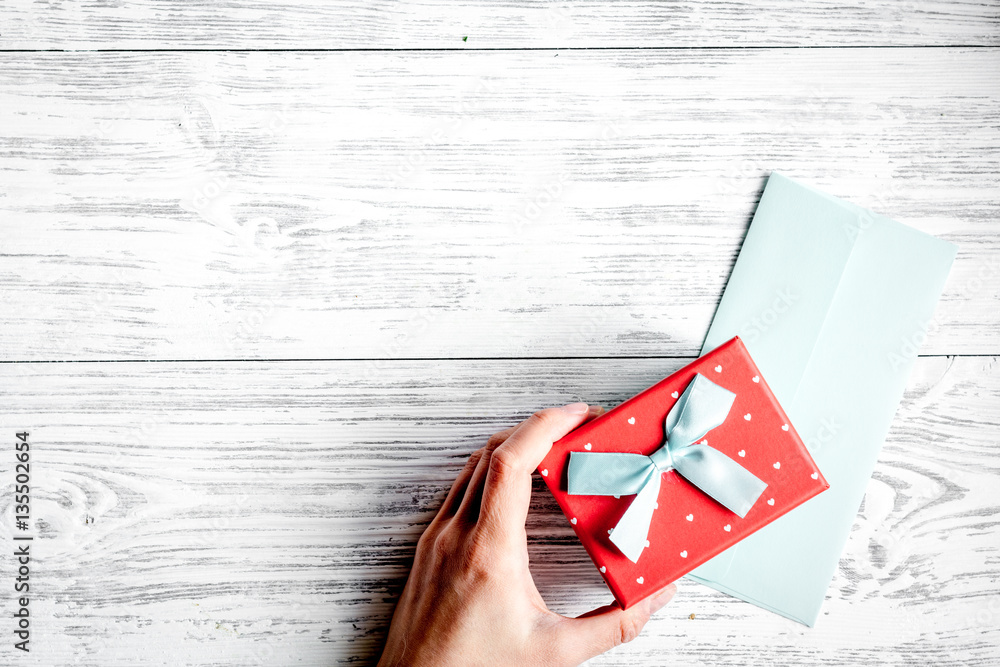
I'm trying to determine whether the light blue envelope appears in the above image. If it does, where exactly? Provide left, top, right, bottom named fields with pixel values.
left=686, top=172, right=957, bottom=626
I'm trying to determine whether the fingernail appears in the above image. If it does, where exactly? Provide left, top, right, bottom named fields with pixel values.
left=588, top=405, right=604, bottom=417
left=649, top=584, right=677, bottom=613
left=561, top=402, right=589, bottom=415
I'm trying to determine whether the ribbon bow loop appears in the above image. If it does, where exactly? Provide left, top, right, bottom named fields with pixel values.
left=567, top=373, right=767, bottom=563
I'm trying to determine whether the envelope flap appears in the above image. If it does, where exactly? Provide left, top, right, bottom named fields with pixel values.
left=703, top=172, right=861, bottom=403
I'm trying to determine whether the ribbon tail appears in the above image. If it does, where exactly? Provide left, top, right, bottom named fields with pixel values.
left=609, top=468, right=662, bottom=563
left=673, top=445, right=767, bottom=518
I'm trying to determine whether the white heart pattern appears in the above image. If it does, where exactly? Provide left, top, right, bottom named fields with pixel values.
left=686, top=514, right=694, bottom=522
left=714, top=365, right=722, bottom=373
left=645, top=540, right=650, bottom=547
left=744, top=413, right=752, bottom=421
left=680, top=550, right=688, bottom=558
left=738, top=450, right=746, bottom=457
left=671, top=391, right=679, bottom=399
left=600, top=566, right=607, bottom=574
left=811, top=472, right=819, bottom=480
left=584, top=443, right=592, bottom=450
left=723, top=524, right=731, bottom=532
left=570, top=517, right=577, bottom=525
left=608, top=528, right=614, bottom=535
left=628, top=417, right=636, bottom=425
left=767, top=498, right=775, bottom=506
left=698, top=439, right=708, bottom=445
left=541, top=469, right=548, bottom=477
left=637, top=576, right=644, bottom=584
left=653, top=501, right=659, bottom=509
left=752, top=375, right=760, bottom=383
left=773, top=462, right=781, bottom=469
left=781, top=424, right=789, bottom=431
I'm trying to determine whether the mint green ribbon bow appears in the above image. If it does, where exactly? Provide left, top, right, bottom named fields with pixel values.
left=567, top=373, right=767, bottom=563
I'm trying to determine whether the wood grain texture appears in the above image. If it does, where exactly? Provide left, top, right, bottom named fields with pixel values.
left=3, top=0, right=999, bottom=49
left=2, top=49, right=998, bottom=361
left=0, top=355, right=996, bottom=666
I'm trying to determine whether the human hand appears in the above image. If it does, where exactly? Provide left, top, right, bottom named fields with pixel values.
left=378, top=403, right=677, bottom=667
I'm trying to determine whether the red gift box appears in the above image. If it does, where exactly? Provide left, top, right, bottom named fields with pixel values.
left=537, top=336, right=829, bottom=609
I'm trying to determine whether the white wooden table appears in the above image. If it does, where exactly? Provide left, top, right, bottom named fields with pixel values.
left=2, top=3, right=998, bottom=665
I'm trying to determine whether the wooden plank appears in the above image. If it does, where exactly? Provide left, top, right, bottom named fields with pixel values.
left=0, top=355, right=996, bottom=665
left=2, top=49, right=998, bottom=361
left=4, top=0, right=999, bottom=49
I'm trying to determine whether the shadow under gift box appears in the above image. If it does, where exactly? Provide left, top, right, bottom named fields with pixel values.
left=537, top=336, right=829, bottom=609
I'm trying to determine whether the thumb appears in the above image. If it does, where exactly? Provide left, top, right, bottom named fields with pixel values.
left=553, top=584, right=677, bottom=665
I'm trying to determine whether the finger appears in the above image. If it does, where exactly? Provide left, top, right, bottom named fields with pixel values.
left=454, top=423, right=525, bottom=523
left=554, top=584, right=676, bottom=664
left=487, top=425, right=519, bottom=448
left=434, top=448, right=486, bottom=521
left=437, top=423, right=518, bottom=521
left=477, top=403, right=593, bottom=538
left=455, top=404, right=594, bottom=526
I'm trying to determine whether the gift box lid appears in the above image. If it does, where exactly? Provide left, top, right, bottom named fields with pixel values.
left=537, top=336, right=829, bottom=608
